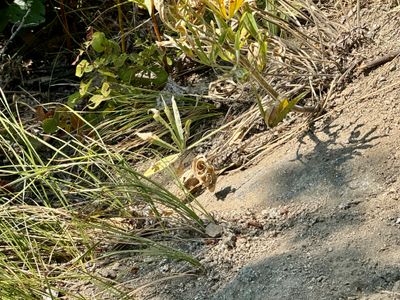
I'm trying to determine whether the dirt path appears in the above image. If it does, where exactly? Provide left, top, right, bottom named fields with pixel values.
left=102, top=3, right=400, bottom=299
left=135, top=9, right=400, bottom=299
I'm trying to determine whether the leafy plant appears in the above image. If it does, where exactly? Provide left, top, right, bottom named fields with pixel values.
left=137, top=96, right=192, bottom=176
left=155, top=0, right=316, bottom=127
left=70, top=31, right=169, bottom=110
left=0, top=0, right=45, bottom=32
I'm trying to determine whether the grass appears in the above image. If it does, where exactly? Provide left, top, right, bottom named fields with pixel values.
left=0, top=88, right=210, bottom=298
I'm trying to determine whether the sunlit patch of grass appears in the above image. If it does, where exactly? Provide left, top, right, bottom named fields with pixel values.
left=0, top=88, right=209, bottom=298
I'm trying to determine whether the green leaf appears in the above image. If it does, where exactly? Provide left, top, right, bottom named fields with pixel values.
left=91, top=32, right=107, bottom=53
left=67, top=91, right=81, bottom=108
left=79, top=78, right=93, bottom=96
left=42, top=117, right=58, bottom=134
left=148, top=66, right=168, bottom=86
left=241, top=11, right=259, bottom=40
left=101, top=82, right=111, bottom=97
left=97, top=69, right=117, bottom=78
left=0, top=10, right=8, bottom=32
left=184, top=119, right=192, bottom=141
left=76, top=60, right=93, bottom=78
left=267, top=92, right=306, bottom=128
left=7, top=0, right=45, bottom=28
left=166, top=56, right=173, bottom=66
left=171, top=97, right=185, bottom=150
left=144, top=153, right=180, bottom=177
left=149, top=107, right=174, bottom=134
left=136, top=132, right=180, bottom=152
left=112, top=53, right=128, bottom=68
left=88, top=94, right=106, bottom=109
left=234, top=27, right=242, bottom=66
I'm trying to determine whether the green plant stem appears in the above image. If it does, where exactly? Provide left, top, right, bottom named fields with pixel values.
left=116, top=0, right=126, bottom=53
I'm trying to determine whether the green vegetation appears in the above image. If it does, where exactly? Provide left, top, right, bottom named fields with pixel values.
left=0, top=0, right=45, bottom=32
left=0, top=0, right=338, bottom=297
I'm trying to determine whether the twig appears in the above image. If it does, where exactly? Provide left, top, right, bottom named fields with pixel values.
left=358, top=50, right=400, bottom=73
left=59, top=0, right=72, bottom=50
left=0, top=8, right=31, bottom=57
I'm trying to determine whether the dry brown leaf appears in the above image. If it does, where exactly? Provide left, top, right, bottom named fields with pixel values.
left=192, top=155, right=218, bottom=192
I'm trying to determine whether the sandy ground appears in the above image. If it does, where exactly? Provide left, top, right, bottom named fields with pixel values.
left=135, top=3, right=400, bottom=299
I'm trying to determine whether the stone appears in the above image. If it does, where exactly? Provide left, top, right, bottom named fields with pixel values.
left=205, top=223, right=223, bottom=238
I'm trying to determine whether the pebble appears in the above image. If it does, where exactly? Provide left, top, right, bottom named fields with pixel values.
left=222, top=231, right=237, bottom=248
left=205, top=223, right=224, bottom=238
left=393, top=280, right=400, bottom=292
left=378, top=76, right=386, bottom=82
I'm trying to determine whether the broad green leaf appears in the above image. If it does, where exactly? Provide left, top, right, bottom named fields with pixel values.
left=144, top=153, right=180, bottom=177
left=149, top=66, right=169, bottom=86
left=112, top=53, right=128, bottom=68
left=7, top=0, right=45, bottom=28
left=91, top=32, right=107, bottom=53
left=42, top=117, right=58, bottom=134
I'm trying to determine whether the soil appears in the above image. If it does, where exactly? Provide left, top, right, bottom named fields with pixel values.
left=119, top=2, right=400, bottom=299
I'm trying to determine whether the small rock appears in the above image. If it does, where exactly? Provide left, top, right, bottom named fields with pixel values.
left=393, top=280, right=400, bottom=292
left=389, top=64, right=396, bottom=72
left=205, top=223, right=223, bottom=238
left=378, top=76, right=386, bottom=82
left=339, top=202, right=350, bottom=210
left=395, top=217, right=400, bottom=225
left=111, top=262, right=121, bottom=271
